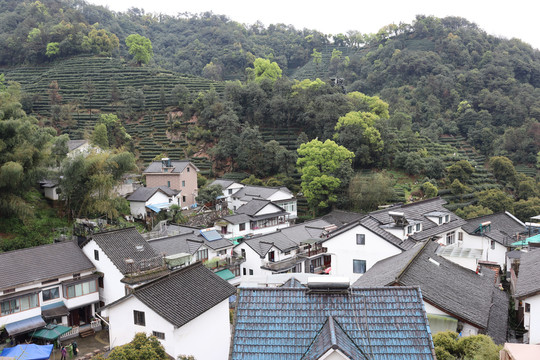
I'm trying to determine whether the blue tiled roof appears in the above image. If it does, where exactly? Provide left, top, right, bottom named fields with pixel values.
left=231, top=286, right=435, bottom=360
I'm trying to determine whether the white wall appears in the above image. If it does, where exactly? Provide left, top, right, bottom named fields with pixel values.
left=130, top=202, right=147, bottom=219
left=236, top=243, right=271, bottom=278
left=44, top=187, right=59, bottom=201
left=255, top=204, right=283, bottom=216
left=424, top=302, right=479, bottom=336
left=459, top=231, right=507, bottom=268
left=524, top=293, right=540, bottom=344
left=323, top=224, right=403, bottom=282
left=108, top=296, right=231, bottom=360
left=82, top=240, right=126, bottom=305
left=172, top=299, right=230, bottom=360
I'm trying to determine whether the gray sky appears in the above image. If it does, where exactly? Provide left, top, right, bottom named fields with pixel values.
left=88, top=0, right=540, bottom=50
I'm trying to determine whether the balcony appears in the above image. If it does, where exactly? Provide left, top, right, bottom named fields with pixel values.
left=204, top=254, right=246, bottom=272
left=298, top=244, right=327, bottom=258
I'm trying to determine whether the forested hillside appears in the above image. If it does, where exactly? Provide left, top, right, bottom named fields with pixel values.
left=1, top=0, right=540, bottom=248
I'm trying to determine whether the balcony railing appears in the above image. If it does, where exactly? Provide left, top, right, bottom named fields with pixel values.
left=299, top=246, right=327, bottom=257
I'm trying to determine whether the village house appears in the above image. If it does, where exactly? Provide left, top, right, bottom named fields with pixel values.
left=67, top=139, right=92, bottom=158
left=126, top=186, right=181, bottom=220
left=142, top=158, right=199, bottom=207
left=208, top=179, right=244, bottom=204
left=354, top=240, right=508, bottom=344
left=215, top=199, right=291, bottom=239
left=234, top=218, right=337, bottom=278
left=80, top=227, right=169, bottom=307
left=228, top=184, right=297, bottom=219
left=104, top=262, right=236, bottom=360
left=230, top=280, right=436, bottom=359
left=514, top=248, right=540, bottom=344
left=147, top=225, right=239, bottom=278
left=0, top=242, right=100, bottom=340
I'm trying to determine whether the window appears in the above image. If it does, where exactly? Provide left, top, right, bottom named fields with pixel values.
left=228, top=189, right=233, bottom=195
left=134, top=310, right=145, bottom=326
left=73, top=273, right=81, bottom=279
left=239, top=223, right=246, bottom=231
left=356, top=234, right=365, bottom=245
left=94, top=249, right=99, bottom=261
left=187, top=166, right=190, bottom=172
left=353, top=260, right=367, bottom=274
left=458, top=232, right=463, bottom=241
left=445, top=215, right=450, bottom=223
left=491, top=240, right=495, bottom=250
left=1, top=293, right=39, bottom=316
left=167, top=181, right=171, bottom=187
left=268, top=251, right=275, bottom=262
left=152, top=331, right=165, bottom=340
left=182, top=180, right=185, bottom=187
left=415, top=223, right=421, bottom=232
left=525, top=303, right=530, bottom=313
left=64, top=279, right=97, bottom=299
left=243, top=268, right=246, bottom=276
left=241, top=249, right=246, bottom=259
left=446, top=232, right=455, bottom=245
left=438, top=217, right=443, bottom=225
left=182, top=196, right=186, bottom=203
left=195, top=248, right=208, bottom=261
left=42, top=287, right=59, bottom=301
left=249, top=269, right=253, bottom=275
left=98, top=277, right=104, bottom=289
left=407, top=225, right=413, bottom=235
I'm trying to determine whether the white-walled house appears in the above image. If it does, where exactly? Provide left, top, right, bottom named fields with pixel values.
left=127, top=186, right=181, bottom=220
left=215, top=199, right=291, bottom=239
left=515, top=249, right=540, bottom=344
left=208, top=179, right=244, bottom=204
left=235, top=218, right=337, bottom=278
left=459, top=212, right=527, bottom=269
left=0, top=242, right=99, bottom=337
left=81, top=227, right=169, bottom=307
left=355, top=240, right=509, bottom=344
left=67, top=140, right=93, bottom=158
left=104, top=262, right=236, bottom=360
left=229, top=185, right=297, bottom=219
left=39, top=179, right=60, bottom=201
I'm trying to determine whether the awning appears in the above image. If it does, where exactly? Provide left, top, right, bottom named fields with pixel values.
left=512, top=234, right=540, bottom=246
left=215, top=269, right=235, bottom=281
left=1, top=344, right=53, bottom=360
left=4, top=315, right=46, bottom=336
left=146, top=202, right=171, bottom=213
left=41, top=301, right=69, bottom=318
left=33, top=324, right=72, bottom=341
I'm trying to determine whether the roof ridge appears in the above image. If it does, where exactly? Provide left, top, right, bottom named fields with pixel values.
left=132, top=261, right=203, bottom=293
left=400, top=196, right=444, bottom=209
left=394, top=241, right=432, bottom=283
left=0, top=240, right=77, bottom=255
left=91, top=226, right=138, bottom=237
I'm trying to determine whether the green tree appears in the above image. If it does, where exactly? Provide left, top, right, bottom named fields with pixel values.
left=241, top=174, right=263, bottom=186
left=91, top=123, right=109, bottom=149
left=454, top=205, right=493, bottom=219
left=96, top=114, right=131, bottom=149
left=125, top=34, right=153, bottom=65
left=45, top=42, right=60, bottom=57
left=514, top=197, right=540, bottom=222
left=433, top=331, right=501, bottom=360
left=450, top=178, right=469, bottom=200
left=348, top=172, right=395, bottom=211
left=422, top=182, right=438, bottom=198
left=489, top=156, right=517, bottom=184
left=297, top=139, right=354, bottom=213
left=447, top=160, right=475, bottom=183
left=246, top=58, right=282, bottom=83
left=477, top=189, right=514, bottom=213
left=311, top=49, right=322, bottom=72
left=82, top=28, right=119, bottom=55
left=101, top=333, right=168, bottom=360
left=196, top=184, right=223, bottom=205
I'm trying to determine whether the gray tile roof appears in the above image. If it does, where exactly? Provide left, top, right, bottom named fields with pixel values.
left=148, top=227, right=233, bottom=255
left=241, top=219, right=333, bottom=257
left=321, top=210, right=364, bottom=227
left=0, top=241, right=95, bottom=291
left=67, top=139, right=88, bottom=152
left=127, top=187, right=172, bottom=202
left=232, top=185, right=293, bottom=202
left=231, top=286, right=436, bottom=360
left=462, top=212, right=527, bottom=245
left=222, top=213, right=252, bottom=225
left=488, top=286, right=510, bottom=344
left=354, top=241, right=508, bottom=338
left=143, top=160, right=193, bottom=173
left=235, top=199, right=284, bottom=216
left=301, top=316, right=368, bottom=360
left=209, top=179, right=237, bottom=189
left=86, top=227, right=161, bottom=275
left=515, top=249, right=540, bottom=298
left=128, top=262, right=236, bottom=327
left=409, top=218, right=468, bottom=241
left=281, top=277, right=306, bottom=288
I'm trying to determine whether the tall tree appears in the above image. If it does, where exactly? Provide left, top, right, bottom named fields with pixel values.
left=125, top=34, right=153, bottom=66
left=297, top=139, right=354, bottom=213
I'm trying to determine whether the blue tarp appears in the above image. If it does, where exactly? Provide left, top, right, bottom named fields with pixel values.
left=512, top=234, right=540, bottom=246
left=146, top=202, right=170, bottom=213
left=1, top=344, right=53, bottom=360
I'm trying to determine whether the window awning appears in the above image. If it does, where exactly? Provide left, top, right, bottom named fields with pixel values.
left=33, top=324, right=72, bottom=341
left=215, top=269, right=235, bottom=281
left=41, top=301, right=69, bottom=318
left=4, top=315, right=46, bottom=336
